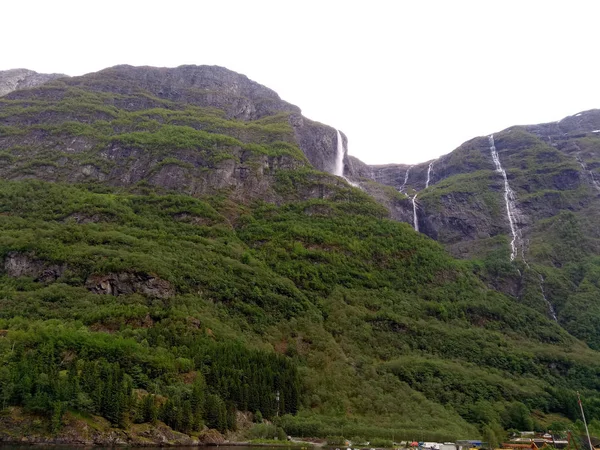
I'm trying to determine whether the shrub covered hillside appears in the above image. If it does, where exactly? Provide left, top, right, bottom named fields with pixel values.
left=1, top=66, right=600, bottom=444
left=393, top=123, right=600, bottom=356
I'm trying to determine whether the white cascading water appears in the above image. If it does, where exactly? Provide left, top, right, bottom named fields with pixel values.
left=538, top=275, right=558, bottom=322
left=400, top=166, right=412, bottom=192
left=489, top=135, right=521, bottom=261
left=425, top=161, right=434, bottom=188
left=489, top=137, right=558, bottom=320
left=335, top=130, right=345, bottom=177
left=576, top=155, right=600, bottom=192
left=334, top=130, right=361, bottom=188
left=395, top=166, right=418, bottom=231
left=411, top=195, right=419, bottom=231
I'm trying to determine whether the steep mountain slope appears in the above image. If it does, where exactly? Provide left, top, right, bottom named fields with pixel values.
left=1, top=65, right=600, bottom=444
left=0, top=65, right=350, bottom=182
left=352, top=111, right=600, bottom=354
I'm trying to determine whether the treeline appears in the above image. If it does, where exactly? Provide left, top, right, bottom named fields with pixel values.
left=0, top=336, right=299, bottom=434
left=197, top=344, right=299, bottom=419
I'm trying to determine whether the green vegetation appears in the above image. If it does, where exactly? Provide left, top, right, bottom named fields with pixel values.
left=3, top=72, right=600, bottom=445
left=0, top=177, right=599, bottom=441
left=0, top=85, right=307, bottom=193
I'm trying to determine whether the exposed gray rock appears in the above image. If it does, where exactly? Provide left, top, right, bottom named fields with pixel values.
left=367, top=137, right=493, bottom=194
left=67, top=64, right=300, bottom=120
left=346, top=155, right=373, bottom=179
left=0, top=68, right=67, bottom=97
left=290, top=113, right=348, bottom=174
left=3, top=252, right=65, bottom=282
left=370, top=163, right=412, bottom=190
left=0, top=407, right=198, bottom=446
left=86, top=272, right=175, bottom=298
left=526, top=109, right=600, bottom=139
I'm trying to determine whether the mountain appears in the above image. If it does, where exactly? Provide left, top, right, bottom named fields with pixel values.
left=1, top=65, right=600, bottom=445
left=347, top=111, right=600, bottom=352
left=0, top=68, right=66, bottom=97
left=0, top=65, right=350, bottom=182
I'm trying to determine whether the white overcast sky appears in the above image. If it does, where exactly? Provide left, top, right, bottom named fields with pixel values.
left=2, top=0, right=600, bottom=164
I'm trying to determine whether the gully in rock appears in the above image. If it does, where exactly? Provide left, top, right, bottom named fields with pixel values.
left=489, top=135, right=522, bottom=261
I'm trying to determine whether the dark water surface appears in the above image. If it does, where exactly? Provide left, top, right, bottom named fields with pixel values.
left=0, top=446, right=311, bottom=450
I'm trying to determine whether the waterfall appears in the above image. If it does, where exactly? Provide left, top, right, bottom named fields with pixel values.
left=333, top=130, right=362, bottom=189
left=426, top=162, right=434, bottom=188
left=489, top=135, right=521, bottom=261
left=538, top=275, right=558, bottom=322
left=396, top=166, right=418, bottom=231
left=399, top=166, right=412, bottom=193
left=576, top=155, right=600, bottom=192
left=411, top=195, right=419, bottom=232
left=335, top=130, right=345, bottom=177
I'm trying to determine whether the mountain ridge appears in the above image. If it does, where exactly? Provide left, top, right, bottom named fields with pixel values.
left=0, top=68, right=67, bottom=97
left=3, top=67, right=597, bottom=178
left=2, top=64, right=600, bottom=445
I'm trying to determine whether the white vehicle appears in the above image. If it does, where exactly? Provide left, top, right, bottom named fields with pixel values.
left=421, top=443, right=442, bottom=450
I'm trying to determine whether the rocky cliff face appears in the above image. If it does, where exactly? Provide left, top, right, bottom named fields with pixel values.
left=349, top=111, right=600, bottom=346
left=291, top=114, right=349, bottom=176
left=0, top=64, right=350, bottom=199
left=0, top=68, right=67, bottom=97
left=64, top=65, right=301, bottom=120
left=352, top=118, right=600, bottom=259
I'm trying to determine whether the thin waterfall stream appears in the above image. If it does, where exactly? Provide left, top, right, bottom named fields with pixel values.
left=426, top=161, right=434, bottom=188
left=538, top=275, right=558, bottom=322
left=335, top=130, right=361, bottom=188
left=411, top=195, right=419, bottom=232
left=335, top=130, right=345, bottom=177
left=489, top=135, right=521, bottom=261
left=400, top=166, right=412, bottom=192
left=489, top=137, right=558, bottom=320
left=576, top=155, right=600, bottom=193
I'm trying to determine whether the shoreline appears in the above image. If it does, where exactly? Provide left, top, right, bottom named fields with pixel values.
left=0, top=441, right=317, bottom=448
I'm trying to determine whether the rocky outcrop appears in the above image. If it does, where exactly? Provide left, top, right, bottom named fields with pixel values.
left=290, top=113, right=348, bottom=175
left=0, top=407, right=199, bottom=446
left=370, top=163, right=412, bottom=190
left=367, top=137, right=493, bottom=194
left=526, top=109, right=600, bottom=140
left=346, top=155, right=373, bottom=179
left=0, top=69, right=66, bottom=97
left=418, top=188, right=507, bottom=257
left=357, top=181, right=414, bottom=223
left=0, top=133, right=305, bottom=202
left=3, top=252, right=65, bottom=282
left=62, top=64, right=301, bottom=121
left=86, top=272, right=175, bottom=298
